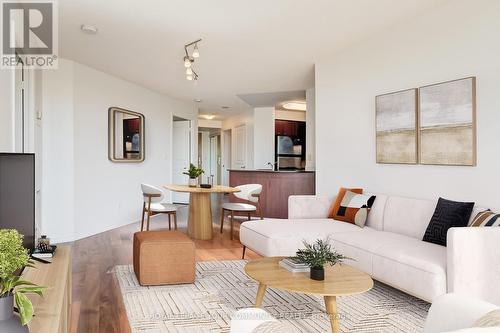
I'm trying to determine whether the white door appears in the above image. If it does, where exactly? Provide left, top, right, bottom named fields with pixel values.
left=209, top=136, right=218, bottom=185
left=232, top=125, right=247, bottom=170
left=221, top=130, right=231, bottom=186
left=172, top=120, right=191, bottom=203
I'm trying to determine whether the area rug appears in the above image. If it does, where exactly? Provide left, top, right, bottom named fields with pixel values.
left=114, top=260, right=430, bottom=332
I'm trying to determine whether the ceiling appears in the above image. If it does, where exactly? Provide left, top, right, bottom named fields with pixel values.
left=237, top=90, right=306, bottom=108
left=59, top=0, right=448, bottom=119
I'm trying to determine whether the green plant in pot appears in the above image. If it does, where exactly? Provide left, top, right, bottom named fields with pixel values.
left=295, top=238, right=351, bottom=281
left=0, top=229, right=46, bottom=330
left=183, top=163, right=204, bottom=187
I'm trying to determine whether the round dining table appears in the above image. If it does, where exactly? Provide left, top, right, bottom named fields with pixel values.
left=164, top=184, right=240, bottom=240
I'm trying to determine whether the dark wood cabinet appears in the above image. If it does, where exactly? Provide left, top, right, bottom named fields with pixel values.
left=275, top=120, right=305, bottom=138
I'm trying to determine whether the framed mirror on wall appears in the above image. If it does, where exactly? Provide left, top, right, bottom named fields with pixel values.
left=108, top=107, right=145, bottom=162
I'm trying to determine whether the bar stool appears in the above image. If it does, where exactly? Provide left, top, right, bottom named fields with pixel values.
left=141, top=184, right=177, bottom=231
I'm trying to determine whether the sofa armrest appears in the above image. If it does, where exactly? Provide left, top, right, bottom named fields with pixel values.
left=288, top=195, right=334, bottom=219
left=447, top=227, right=500, bottom=305
left=423, top=293, right=498, bottom=333
left=230, top=308, right=277, bottom=333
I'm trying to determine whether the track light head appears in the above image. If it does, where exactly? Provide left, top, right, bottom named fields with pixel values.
left=192, top=43, right=200, bottom=58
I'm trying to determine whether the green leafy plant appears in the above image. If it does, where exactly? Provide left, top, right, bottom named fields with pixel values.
left=0, top=229, right=46, bottom=325
left=183, top=163, right=204, bottom=179
left=295, top=237, right=352, bottom=269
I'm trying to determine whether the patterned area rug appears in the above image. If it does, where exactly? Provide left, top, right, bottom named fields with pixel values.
left=114, top=260, right=430, bottom=332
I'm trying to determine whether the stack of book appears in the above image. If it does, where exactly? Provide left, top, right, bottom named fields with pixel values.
left=32, top=245, right=57, bottom=260
left=279, top=257, right=310, bottom=273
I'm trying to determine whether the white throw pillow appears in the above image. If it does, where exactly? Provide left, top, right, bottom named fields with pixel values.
left=474, top=309, right=500, bottom=327
left=253, top=321, right=296, bottom=333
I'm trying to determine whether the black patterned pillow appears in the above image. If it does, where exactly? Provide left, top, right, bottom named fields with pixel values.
left=423, top=197, right=475, bottom=246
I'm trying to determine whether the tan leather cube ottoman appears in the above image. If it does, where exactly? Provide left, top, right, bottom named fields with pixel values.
left=133, top=231, right=195, bottom=286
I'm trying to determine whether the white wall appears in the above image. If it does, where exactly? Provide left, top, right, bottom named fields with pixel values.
left=42, top=60, right=75, bottom=242
left=42, top=59, right=197, bottom=242
left=275, top=109, right=306, bottom=122
left=198, top=119, right=222, bottom=128
left=315, top=0, right=500, bottom=207
left=222, top=109, right=254, bottom=169
left=253, top=107, right=275, bottom=169
left=0, top=69, right=15, bottom=152
left=306, top=87, right=316, bottom=170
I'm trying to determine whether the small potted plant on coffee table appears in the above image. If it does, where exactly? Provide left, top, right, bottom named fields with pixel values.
left=0, top=229, right=46, bottom=331
left=183, top=163, right=204, bottom=187
left=295, top=238, right=351, bottom=281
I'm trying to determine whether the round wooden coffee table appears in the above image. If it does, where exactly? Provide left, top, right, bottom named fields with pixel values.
left=245, top=257, right=373, bottom=333
left=164, top=184, right=240, bottom=240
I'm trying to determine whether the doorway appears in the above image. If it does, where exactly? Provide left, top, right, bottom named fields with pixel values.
left=172, top=116, right=191, bottom=203
left=198, top=127, right=221, bottom=185
left=221, top=129, right=231, bottom=186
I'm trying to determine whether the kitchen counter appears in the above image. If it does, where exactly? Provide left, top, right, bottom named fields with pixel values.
left=229, top=169, right=315, bottom=218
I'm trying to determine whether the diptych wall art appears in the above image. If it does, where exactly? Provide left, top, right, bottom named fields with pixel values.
left=375, top=77, right=476, bottom=166
left=419, top=77, right=476, bottom=166
left=376, top=89, right=418, bottom=164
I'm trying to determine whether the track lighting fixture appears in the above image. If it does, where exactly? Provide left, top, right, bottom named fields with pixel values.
left=183, top=39, right=201, bottom=82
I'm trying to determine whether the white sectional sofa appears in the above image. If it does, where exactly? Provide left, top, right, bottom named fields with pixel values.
left=240, top=194, right=500, bottom=304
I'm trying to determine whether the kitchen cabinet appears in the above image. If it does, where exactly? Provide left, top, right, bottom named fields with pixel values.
left=275, top=120, right=305, bottom=137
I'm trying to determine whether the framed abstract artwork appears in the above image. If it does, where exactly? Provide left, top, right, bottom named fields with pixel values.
left=376, top=88, right=418, bottom=164
left=419, top=77, right=476, bottom=166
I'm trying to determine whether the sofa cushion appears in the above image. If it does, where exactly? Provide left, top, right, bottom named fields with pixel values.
left=423, top=198, right=474, bottom=246
left=331, top=231, right=447, bottom=301
left=364, top=193, right=387, bottom=231
left=383, top=196, right=437, bottom=239
left=372, top=234, right=447, bottom=301
left=374, top=232, right=446, bottom=276
left=240, top=219, right=369, bottom=257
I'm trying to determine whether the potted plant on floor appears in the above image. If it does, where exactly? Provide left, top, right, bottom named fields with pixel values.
left=183, top=163, right=204, bottom=187
left=0, top=229, right=46, bottom=331
left=295, top=238, right=351, bottom=281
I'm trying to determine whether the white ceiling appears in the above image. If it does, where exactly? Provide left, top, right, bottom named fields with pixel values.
left=59, top=0, right=448, bottom=119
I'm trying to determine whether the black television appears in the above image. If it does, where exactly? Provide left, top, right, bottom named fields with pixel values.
left=0, top=153, right=35, bottom=250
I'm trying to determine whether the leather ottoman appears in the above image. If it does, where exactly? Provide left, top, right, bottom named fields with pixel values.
left=133, top=230, right=195, bottom=286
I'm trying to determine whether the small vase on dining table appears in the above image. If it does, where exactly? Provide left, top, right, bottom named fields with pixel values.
left=188, top=178, right=197, bottom=187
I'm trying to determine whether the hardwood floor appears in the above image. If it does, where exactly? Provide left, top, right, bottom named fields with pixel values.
left=69, top=195, right=260, bottom=333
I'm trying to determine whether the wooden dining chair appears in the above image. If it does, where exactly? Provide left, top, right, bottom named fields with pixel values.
left=220, top=184, right=263, bottom=240
left=141, top=184, right=177, bottom=231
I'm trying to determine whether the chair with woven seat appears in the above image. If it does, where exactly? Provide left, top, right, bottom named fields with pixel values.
left=220, top=184, right=263, bottom=240
left=141, top=183, right=177, bottom=231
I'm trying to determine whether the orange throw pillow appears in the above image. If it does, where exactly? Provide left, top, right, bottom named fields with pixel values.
left=328, top=187, right=363, bottom=223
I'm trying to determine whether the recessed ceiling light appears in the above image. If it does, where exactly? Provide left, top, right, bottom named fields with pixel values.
left=202, top=114, right=215, bottom=120
left=221, top=106, right=230, bottom=109
left=194, top=99, right=202, bottom=103
left=80, top=24, right=98, bottom=34
left=282, top=101, right=306, bottom=111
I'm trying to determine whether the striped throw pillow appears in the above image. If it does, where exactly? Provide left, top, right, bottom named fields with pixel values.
left=470, top=210, right=500, bottom=227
